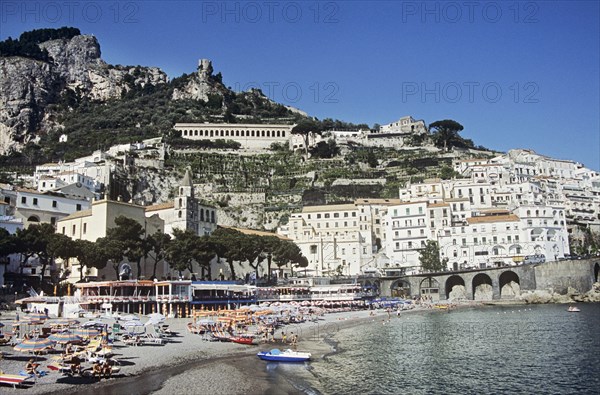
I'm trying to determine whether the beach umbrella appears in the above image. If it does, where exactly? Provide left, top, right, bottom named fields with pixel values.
left=147, top=313, right=166, bottom=321
left=120, top=315, right=140, bottom=322
left=23, top=313, right=48, bottom=322
left=82, top=320, right=105, bottom=328
left=73, top=328, right=100, bottom=338
left=51, top=318, right=79, bottom=327
left=48, top=331, right=83, bottom=344
left=13, top=337, right=55, bottom=353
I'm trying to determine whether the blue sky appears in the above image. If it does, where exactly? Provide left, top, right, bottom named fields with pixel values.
left=2, top=1, right=599, bottom=170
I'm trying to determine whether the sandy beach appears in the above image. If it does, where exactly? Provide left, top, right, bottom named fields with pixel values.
left=0, top=305, right=461, bottom=395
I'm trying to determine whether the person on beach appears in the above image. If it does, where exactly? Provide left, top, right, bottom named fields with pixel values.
left=92, top=361, right=103, bottom=378
left=70, top=354, right=82, bottom=375
left=282, top=331, right=287, bottom=344
left=102, top=360, right=112, bottom=378
left=25, top=358, right=41, bottom=377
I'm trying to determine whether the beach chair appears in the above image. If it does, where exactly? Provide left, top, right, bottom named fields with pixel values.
left=142, top=333, right=163, bottom=345
left=0, top=373, right=30, bottom=388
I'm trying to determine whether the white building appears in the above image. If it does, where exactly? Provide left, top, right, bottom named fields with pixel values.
left=175, top=123, right=295, bottom=151
left=279, top=203, right=371, bottom=276
left=15, top=188, right=92, bottom=228
left=379, top=116, right=428, bottom=134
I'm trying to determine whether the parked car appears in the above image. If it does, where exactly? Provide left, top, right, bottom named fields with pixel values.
left=524, top=254, right=546, bottom=264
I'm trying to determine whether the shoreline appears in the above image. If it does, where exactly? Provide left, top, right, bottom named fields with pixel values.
left=1, top=299, right=595, bottom=394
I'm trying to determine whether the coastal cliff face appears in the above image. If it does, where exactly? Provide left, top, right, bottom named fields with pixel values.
left=0, top=34, right=168, bottom=154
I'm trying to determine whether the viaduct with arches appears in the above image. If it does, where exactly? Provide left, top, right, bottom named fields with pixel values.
left=361, top=259, right=600, bottom=302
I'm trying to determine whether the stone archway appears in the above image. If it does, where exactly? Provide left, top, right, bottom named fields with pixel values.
left=472, top=273, right=493, bottom=301
left=445, top=275, right=466, bottom=300
left=499, top=270, right=520, bottom=299
left=390, top=279, right=411, bottom=298
left=420, top=277, right=440, bottom=302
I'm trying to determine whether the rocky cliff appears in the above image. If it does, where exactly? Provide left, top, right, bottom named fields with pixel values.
left=0, top=33, right=167, bottom=154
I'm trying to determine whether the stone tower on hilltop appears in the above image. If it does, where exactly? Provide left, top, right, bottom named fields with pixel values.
left=198, top=59, right=213, bottom=77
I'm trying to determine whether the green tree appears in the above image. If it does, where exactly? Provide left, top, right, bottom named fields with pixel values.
left=166, top=228, right=200, bottom=278
left=72, top=239, right=106, bottom=280
left=419, top=240, right=448, bottom=272
left=14, top=223, right=56, bottom=284
left=95, top=237, right=126, bottom=279
left=429, top=120, right=464, bottom=151
left=195, top=235, right=219, bottom=280
left=309, top=139, right=339, bottom=159
left=440, top=165, right=459, bottom=180
left=272, top=240, right=308, bottom=276
left=105, top=216, right=146, bottom=279
left=0, top=228, right=18, bottom=263
left=211, top=227, right=246, bottom=280
left=146, top=231, right=171, bottom=280
left=292, top=118, right=321, bottom=157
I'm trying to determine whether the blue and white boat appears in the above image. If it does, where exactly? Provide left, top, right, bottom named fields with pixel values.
left=257, top=348, right=311, bottom=362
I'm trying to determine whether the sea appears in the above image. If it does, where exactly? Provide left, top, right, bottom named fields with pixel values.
left=274, top=303, right=600, bottom=394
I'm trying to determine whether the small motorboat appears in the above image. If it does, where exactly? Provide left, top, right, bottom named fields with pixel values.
left=231, top=335, right=255, bottom=345
left=567, top=306, right=580, bottom=312
left=257, top=348, right=311, bottom=362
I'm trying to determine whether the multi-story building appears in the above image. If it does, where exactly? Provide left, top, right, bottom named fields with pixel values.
left=15, top=188, right=92, bottom=228
left=279, top=203, right=371, bottom=276
left=175, top=123, right=295, bottom=151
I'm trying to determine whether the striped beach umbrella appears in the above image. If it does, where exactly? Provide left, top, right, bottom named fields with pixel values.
left=23, top=313, right=48, bottom=322
left=13, top=337, right=55, bottom=353
left=51, top=318, right=79, bottom=327
left=48, top=331, right=83, bottom=344
left=73, top=328, right=100, bottom=338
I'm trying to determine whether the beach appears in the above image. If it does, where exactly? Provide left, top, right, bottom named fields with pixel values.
left=0, top=308, right=387, bottom=395
left=0, top=305, right=471, bottom=394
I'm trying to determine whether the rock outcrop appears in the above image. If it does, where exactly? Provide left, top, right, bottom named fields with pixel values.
left=0, top=34, right=168, bottom=154
left=172, top=59, right=227, bottom=102
left=517, top=283, right=600, bottom=304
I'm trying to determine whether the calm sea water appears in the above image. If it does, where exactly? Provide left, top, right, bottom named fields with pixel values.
left=285, top=304, right=600, bottom=394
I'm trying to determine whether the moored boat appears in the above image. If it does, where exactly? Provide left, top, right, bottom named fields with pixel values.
left=257, top=348, right=311, bottom=362
left=231, top=335, right=255, bottom=345
left=567, top=306, right=580, bottom=312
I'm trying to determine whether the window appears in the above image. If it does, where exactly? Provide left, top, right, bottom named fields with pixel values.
left=344, top=212, right=348, bottom=218
left=334, top=213, right=339, bottom=218
left=33, top=198, right=38, bottom=205
left=317, top=214, right=321, bottom=219
left=52, top=200, right=57, bottom=208
left=405, top=208, right=410, bottom=215
left=83, top=223, right=87, bottom=234
left=418, top=207, right=423, bottom=214
left=324, top=213, right=330, bottom=218
left=211, top=211, right=215, bottom=223
left=61, top=227, right=65, bottom=234
left=72, top=225, right=76, bottom=236
left=21, top=197, right=26, bottom=204
left=430, top=210, right=434, bottom=218
left=76, top=204, right=82, bottom=211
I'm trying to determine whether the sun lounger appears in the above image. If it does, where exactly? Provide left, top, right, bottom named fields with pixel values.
left=0, top=373, right=30, bottom=388
left=144, top=333, right=164, bottom=345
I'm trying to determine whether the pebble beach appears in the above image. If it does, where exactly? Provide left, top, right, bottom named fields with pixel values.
left=0, top=308, right=397, bottom=395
